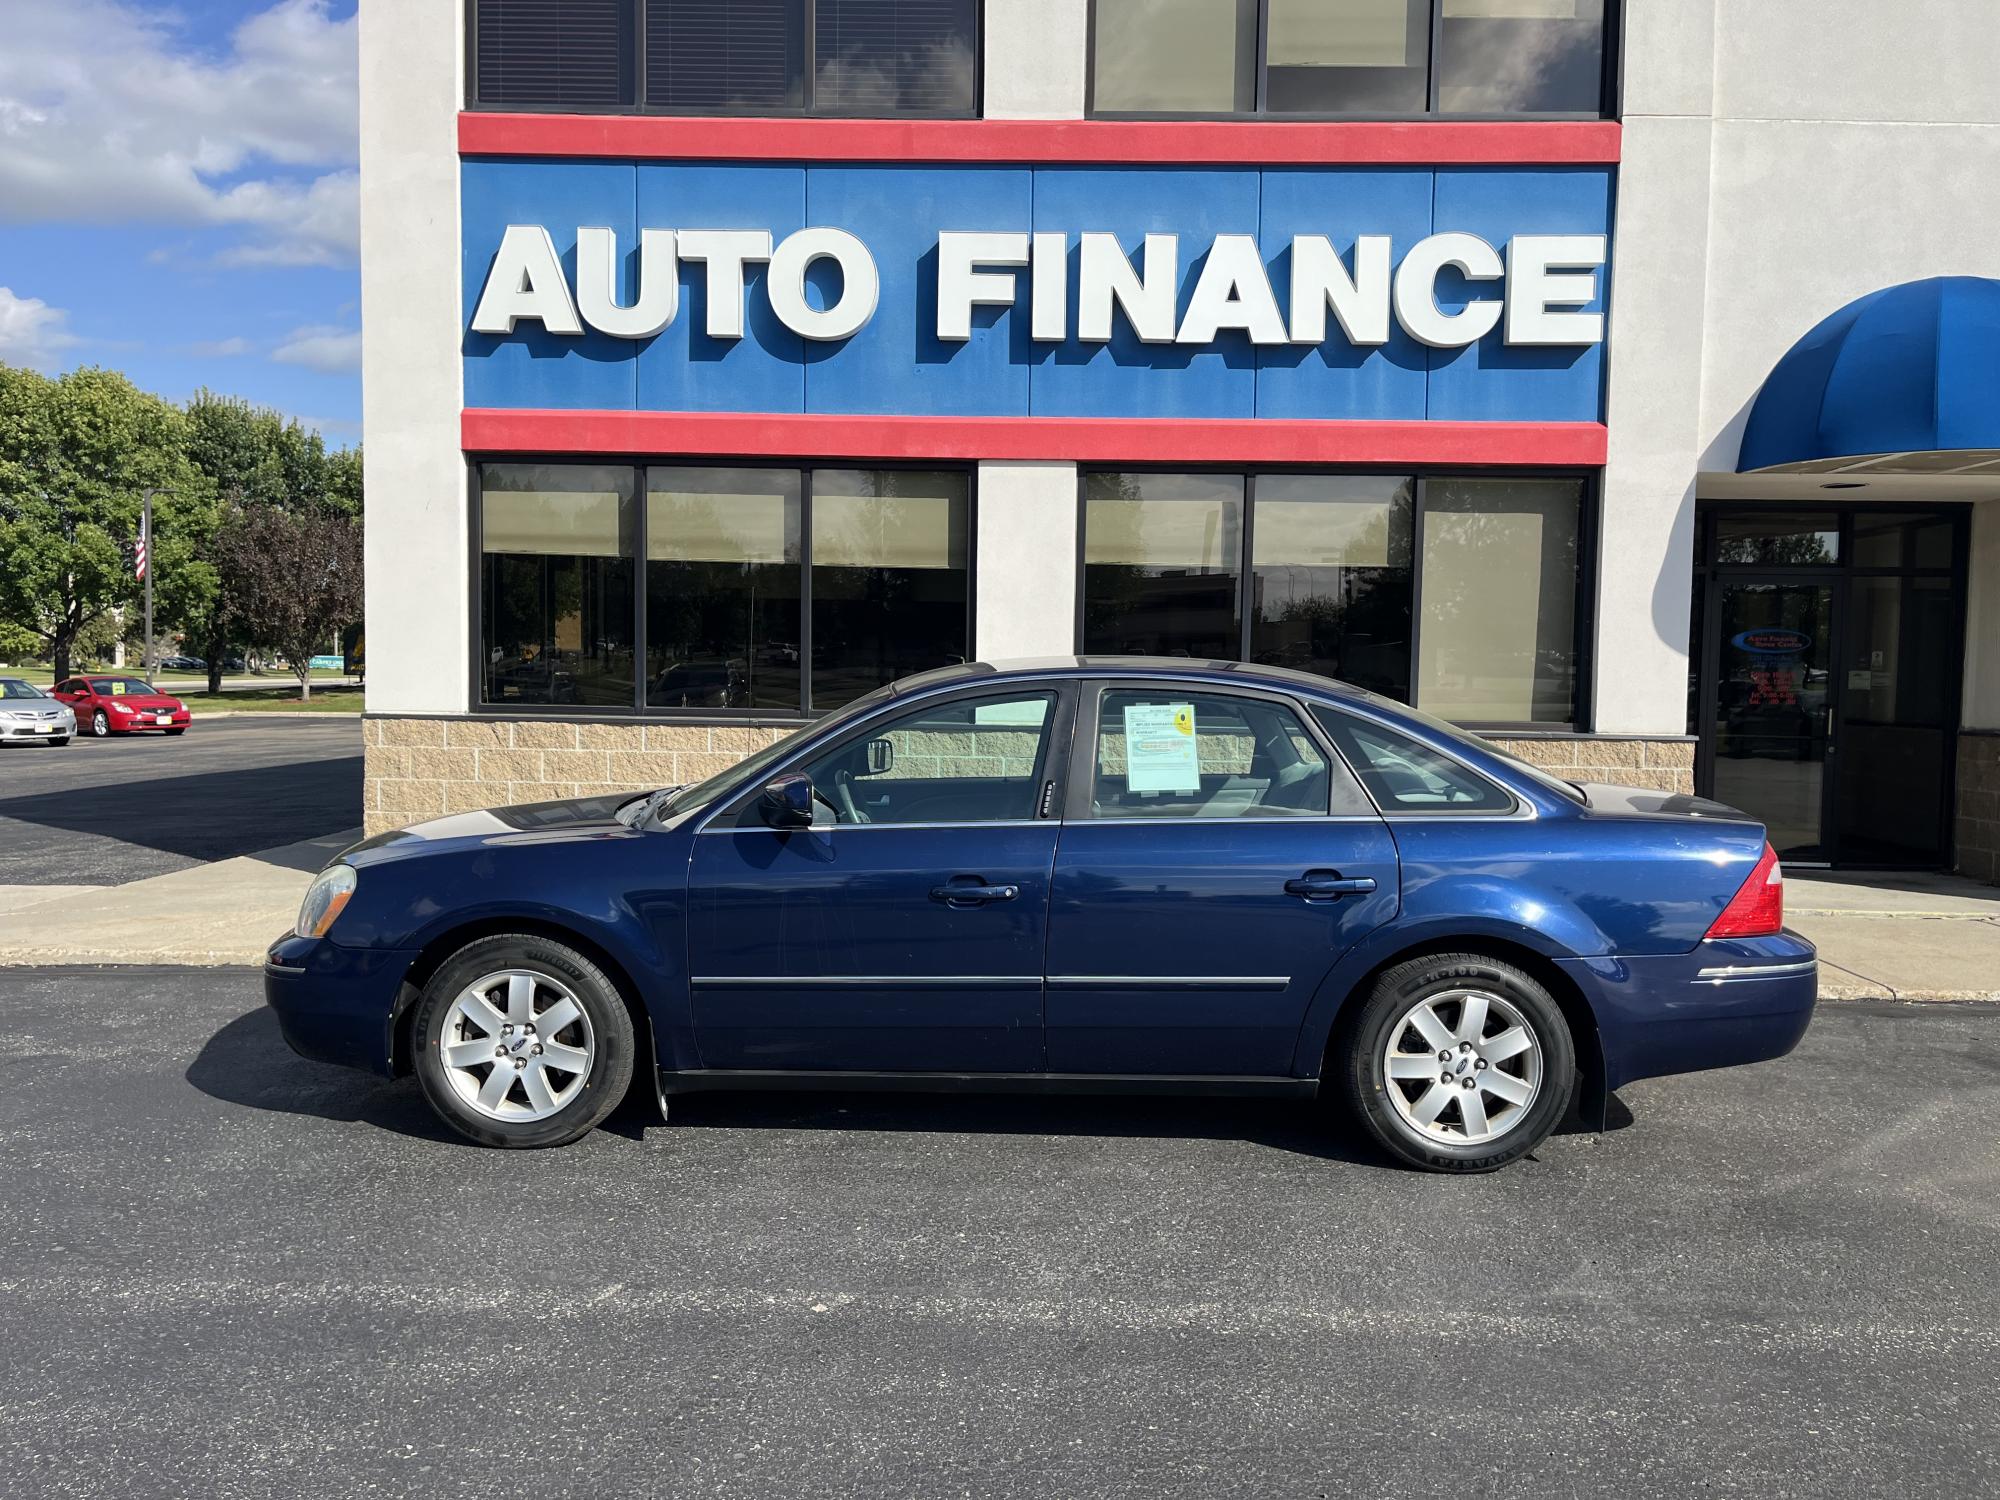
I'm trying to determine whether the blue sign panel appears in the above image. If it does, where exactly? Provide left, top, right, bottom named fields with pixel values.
left=461, top=160, right=1613, bottom=423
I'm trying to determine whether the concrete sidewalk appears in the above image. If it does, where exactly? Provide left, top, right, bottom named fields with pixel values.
left=0, top=838, right=1994, bottom=1001
left=0, top=829, right=358, bottom=966
left=1785, top=870, right=2000, bottom=1001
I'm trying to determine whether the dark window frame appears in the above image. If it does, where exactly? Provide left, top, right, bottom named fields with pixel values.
left=1084, top=0, right=1622, bottom=121
left=469, top=456, right=979, bottom=721
left=1073, top=464, right=1598, bottom=732
left=467, top=0, right=985, bottom=118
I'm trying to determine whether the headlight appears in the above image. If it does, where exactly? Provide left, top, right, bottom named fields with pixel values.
left=295, top=864, right=357, bottom=938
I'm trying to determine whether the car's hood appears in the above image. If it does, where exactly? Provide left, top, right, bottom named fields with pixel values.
left=108, top=695, right=183, bottom=710
left=338, top=792, right=644, bottom=867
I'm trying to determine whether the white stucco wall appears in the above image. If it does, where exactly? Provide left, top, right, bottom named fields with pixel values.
left=983, top=0, right=1088, bottom=119
left=974, top=462, right=1080, bottom=660
left=1963, top=502, right=2000, bottom=731
left=359, top=0, right=467, bottom=715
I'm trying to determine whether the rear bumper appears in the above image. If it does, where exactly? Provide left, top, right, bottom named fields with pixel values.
left=1558, top=932, right=1818, bottom=1093
left=263, top=933, right=419, bottom=1077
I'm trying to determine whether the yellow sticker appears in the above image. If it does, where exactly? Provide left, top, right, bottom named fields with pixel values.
left=1172, top=705, right=1194, bottom=736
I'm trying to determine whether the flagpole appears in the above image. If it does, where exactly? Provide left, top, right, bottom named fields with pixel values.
left=142, top=489, right=154, bottom=678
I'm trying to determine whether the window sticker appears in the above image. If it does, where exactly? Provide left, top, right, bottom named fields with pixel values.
left=1123, top=702, right=1201, bottom=793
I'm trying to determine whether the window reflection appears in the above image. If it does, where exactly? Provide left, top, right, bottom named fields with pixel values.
left=1249, top=475, right=1414, bottom=700
left=480, top=465, right=638, bottom=708
left=1437, top=0, right=1609, bottom=114
left=1716, top=512, right=1840, bottom=566
left=1082, top=473, right=1244, bottom=660
left=1266, top=0, right=1429, bottom=114
left=1091, top=0, right=1257, bottom=113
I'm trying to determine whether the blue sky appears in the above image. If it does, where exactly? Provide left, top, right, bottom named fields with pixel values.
left=0, top=1, right=361, bottom=443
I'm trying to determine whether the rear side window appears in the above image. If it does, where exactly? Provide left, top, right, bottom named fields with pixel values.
left=1091, top=689, right=1372, bottom=819
left=1312, top=707, right=1515, bottom=815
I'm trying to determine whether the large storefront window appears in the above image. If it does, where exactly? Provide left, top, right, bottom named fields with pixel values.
left=1080, top=470, right=1587, bottom=727
left=1089, top=0, right=1612, bottom=117
left=471, top=0, right=978, bottom=117
left=480, top=463, right=971, bottom=715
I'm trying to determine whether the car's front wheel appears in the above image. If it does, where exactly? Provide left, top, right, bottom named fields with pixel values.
left=411, top=934, right=635, bottom=1148
left=1341, top=953, right=1574, bottom=1173
left=90, top=710, right=110, bottom=737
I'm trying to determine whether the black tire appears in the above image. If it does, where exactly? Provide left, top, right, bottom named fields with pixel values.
left=411, top=934, right=636, bottom=1149
left=90, top=710, right=110, bottom=738
left=1340, top=952, right=1575, bottom=1174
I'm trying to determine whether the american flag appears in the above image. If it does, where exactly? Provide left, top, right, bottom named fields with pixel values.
left=134, top=516, right=148, bottom=581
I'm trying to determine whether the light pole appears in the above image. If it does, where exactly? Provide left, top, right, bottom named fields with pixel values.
left=139, top=488, right=175, bottom=677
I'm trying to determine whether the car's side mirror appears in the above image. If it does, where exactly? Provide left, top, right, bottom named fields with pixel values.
left=863, top=737, right=894, bottom=775
left=759, top=773, right=815, bottom=830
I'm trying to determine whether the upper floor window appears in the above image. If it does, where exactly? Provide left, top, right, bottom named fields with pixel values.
left=1088, top=0, right=1612, bottom=118
left=470, top=0, right=979, bottom=116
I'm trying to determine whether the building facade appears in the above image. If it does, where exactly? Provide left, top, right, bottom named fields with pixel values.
left=359, top=0, right=2000, bottom=881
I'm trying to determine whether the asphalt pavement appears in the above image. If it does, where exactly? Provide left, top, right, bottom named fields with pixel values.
left=0, top=718, right=362, bottom=886
left=2, top=967, right=1994, bottom=1498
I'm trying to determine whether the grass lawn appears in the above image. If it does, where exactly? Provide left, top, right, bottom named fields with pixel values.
left=191, top=685, right=365, bottom=713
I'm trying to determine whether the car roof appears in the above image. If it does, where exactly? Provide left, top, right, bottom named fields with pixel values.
left=881, top=656, right=1381, bottom=704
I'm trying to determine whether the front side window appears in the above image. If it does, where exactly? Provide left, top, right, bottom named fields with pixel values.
left=773, top=691, right=1057, bottom=826
left=478, top=463, right=971, bottom=715
left=1089, top=0, right=1610, bottom=117
left=1080, top=470, right=1586, bottom=727
left=472, top=0, right=978, bottom=116
left=1091, top=688, right=1367, bottom=819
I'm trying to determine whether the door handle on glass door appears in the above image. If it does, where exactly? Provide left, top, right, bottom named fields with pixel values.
left=1284, top=872, right=1377, bottom=901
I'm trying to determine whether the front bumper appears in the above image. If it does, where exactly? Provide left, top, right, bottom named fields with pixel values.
left=1559, top=932, right=1818, bottom=1093
left=2, top=717, right=72, bottom=739
left=264, top=933, right=421, bottom=1076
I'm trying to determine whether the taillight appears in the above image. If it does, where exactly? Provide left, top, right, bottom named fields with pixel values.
left=1706, top=841, right=1784, bottom=939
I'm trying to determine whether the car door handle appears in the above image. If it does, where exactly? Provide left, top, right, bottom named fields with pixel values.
left=1285, top=873, right=1377, bottom=901
left=930, top=882, right=1020, bottom=907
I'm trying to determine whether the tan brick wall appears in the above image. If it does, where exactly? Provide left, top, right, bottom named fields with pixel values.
left=1956, top=733, right=2000, bottom=885
left=362, top=717, right=800, bottom=835
left=364, top=716, right=1702, bottom=835
left=1485, top=735, right=1696, bottom=796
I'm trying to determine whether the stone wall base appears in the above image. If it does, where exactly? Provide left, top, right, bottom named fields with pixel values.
left=363, top=717, right=1698, bottom=836
left=1956, top=732, right=2000, bottom=885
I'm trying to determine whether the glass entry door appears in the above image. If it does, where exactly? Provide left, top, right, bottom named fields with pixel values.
left=1694, top=507, right=1967, bottom=868
left=1709, top=579, right=1836, bottom=861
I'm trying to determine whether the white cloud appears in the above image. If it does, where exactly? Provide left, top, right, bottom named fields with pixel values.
left=271, top=324, right=361, bottom=373
left=0, top=0, right=358, bottom=267
left=0, top=286, right=79, bottom=369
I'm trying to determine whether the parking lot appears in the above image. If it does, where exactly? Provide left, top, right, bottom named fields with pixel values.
left=1, top=967, right=1993, bottom=1499
left=0, top=718, right=362, bottom=887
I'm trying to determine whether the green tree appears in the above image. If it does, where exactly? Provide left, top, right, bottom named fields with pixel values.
left=0, top=365, right=206, bottom=681
left=212, top=502, right=363, bottom=700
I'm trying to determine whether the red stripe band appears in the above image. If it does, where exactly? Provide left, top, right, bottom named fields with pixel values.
left=461, top=410, right=1608, bottom=467
left=459, top=113, right=1620, bottom=167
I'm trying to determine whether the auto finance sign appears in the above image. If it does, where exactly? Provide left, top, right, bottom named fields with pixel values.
left=461, top=162, right=1613, bottom=422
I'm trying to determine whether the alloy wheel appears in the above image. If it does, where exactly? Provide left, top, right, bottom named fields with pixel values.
left=1382, top=988, right=1543, bottom=1146
left=438, top=969, right=596, bottom=1122
left=92, top=710, right=109, bottom=737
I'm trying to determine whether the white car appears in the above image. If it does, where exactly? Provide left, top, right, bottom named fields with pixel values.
left=0, top=677, right=75, bottom=746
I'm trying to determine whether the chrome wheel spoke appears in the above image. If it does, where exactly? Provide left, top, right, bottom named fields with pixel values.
left=1387, top=1053, right=1439, bottom=1080
left=457, top=989, right=506, bottom=1034
left=535, top=996, right=582, bottom=1038
left=1458, top=1088, right=1490, bottom=1138
left=1484, top=1027, right=1533, bottom=1062
left=1456, top=992, right=1490, bottom=1043
left=505, top=973, right=536, bottom=1024
left=475, top=1065, right=515, bottom=1112
left=540, top=1041, right=591, bottom=1075
left=1483, top=1070, right=1535, bottom=1106
left=520, top=1064, right=558, bottom=1114
left=443, top=1039, right=496, bottom=1069
left=1410, top=1083, right=1455, bottom=1126
left=1407, top=1004, right=1456, bottom=1054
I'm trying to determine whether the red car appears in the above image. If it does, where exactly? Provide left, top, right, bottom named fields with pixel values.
left=53, top=676, right=191, bottom=738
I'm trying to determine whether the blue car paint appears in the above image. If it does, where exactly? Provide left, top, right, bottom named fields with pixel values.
left=265, top=659, right=1815, bottom=1112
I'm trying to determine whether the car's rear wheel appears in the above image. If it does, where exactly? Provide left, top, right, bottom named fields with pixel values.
left=1341, top=953, right=1574, bottom=1173
left=90, top=710, right=109, bottom=737
left=411, top=934, right=635, bottom=1149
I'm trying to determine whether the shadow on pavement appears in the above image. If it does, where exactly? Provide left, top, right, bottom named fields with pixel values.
left=0, top=756, right=363, bottom=864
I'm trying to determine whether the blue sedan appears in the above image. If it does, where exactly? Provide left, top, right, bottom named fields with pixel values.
left=267, top=658, right=1815, bottom=1172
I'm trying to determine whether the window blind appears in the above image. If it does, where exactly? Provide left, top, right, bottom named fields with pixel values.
left=475, top=0, right=633, bottom=108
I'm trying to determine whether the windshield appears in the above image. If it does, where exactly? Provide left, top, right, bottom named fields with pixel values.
left=91, top=678, right=155, bottom=697
left=0, top=679, right=49, bottom=700
left=650, top=680, right=905, bottom=822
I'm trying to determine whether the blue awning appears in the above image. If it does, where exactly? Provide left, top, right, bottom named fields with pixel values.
left=1738, top=276, right=2000, bottom=472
